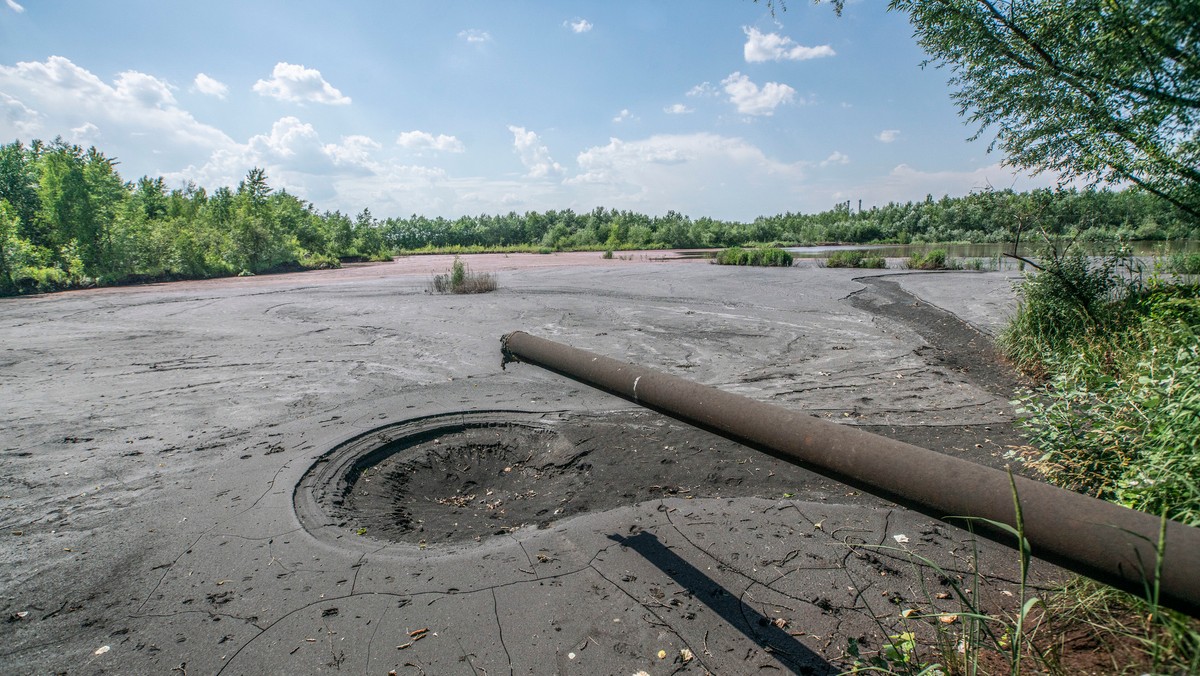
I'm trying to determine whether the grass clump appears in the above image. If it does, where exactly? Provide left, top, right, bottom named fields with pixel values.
left=906, top=249, right=952, bottom=270
left=429, top=256, right=497, bottom=294
left=298, top=253, right=342, bottom=270
left=823, top=249, right=887, bottom=269
left=1169, top=251, right=1200, bottom=276
left=713, top=246, right=794, bottom=267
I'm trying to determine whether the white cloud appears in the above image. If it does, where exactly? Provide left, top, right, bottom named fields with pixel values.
left=820, top=151, right=849, bottom=167
left=115, top=70, right=177, bottom=108
left=508, top=125, right=564, bottom=178
left=247, top=116, right=331, bottom=169
left=721, top=72, right=796, bottom=116
left=876, top=129, right=900, bottom=143
left=5, top=0, right=24, bottom=13
left=0, top=56, right=234, bottom=160
left=458, top=29, right=491, bottom=44
left=396, top=130, right=465, bottom=153
left=1, top=93, right=41, bottom=135
left=612, top=108, right=633, bottom=123
left=565, top=18, right=593, bottom=33
left=743, top=27, right=835, bottom=62
left=664, top=103, right=693, bottom=114
left=566, top=133, right=807, bottom=218
left=253, top=62, right=350, bottom=105
left=324, top=134, right=382, bottom=169
left=193, top=73, right=228, bottom=99
left=69, top=122, right=100, bottom=146
left=687, top=82, right=719, bottom=98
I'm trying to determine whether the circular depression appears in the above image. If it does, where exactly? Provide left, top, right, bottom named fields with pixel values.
left=295, top=409, right=839, bottom=547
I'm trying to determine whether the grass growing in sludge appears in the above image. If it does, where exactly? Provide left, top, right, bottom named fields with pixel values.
left=712, top=246, right=794, bottom=267
left=429, top=256, right=497, bottom=294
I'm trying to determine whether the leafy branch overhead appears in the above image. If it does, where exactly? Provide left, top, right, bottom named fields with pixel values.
left=888, top=0, right=1199, bottom=218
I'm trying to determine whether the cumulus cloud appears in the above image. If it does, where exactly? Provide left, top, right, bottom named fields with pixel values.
left=458, top=29, right=491, bottom=44
left=69, top=121, right=100, bottom=145
left=1, top=93, right=41, bottom=135
left=396, top=130, right=465, bottom=153
left=565, top=18, right=593, bottom=33
left=664, top=103, right=693, bottom=114
left=324, top=134, right=382, bottom=169
left=193, top=73, right=228, bottom=99
left=508, top=125, right=564, bottom=178
left=115, top=70, right=177, bottom=108
left=820, top=151, right=849, bottom=167
left=743, top=27, right=835, bottom=62
left=566, top=133, right=806, bottom=218
left=721, top=72, right=796, bottom=116
left=6, top=0, right=24, bottom=13
left=0, top=56, right=234, bottom=159
left=687, top=82, right=719, bottom=98
left=253, top=62, right=350, bottom=105
left=612, top=108, right=633, bottom=123
left=876, top=129, right=900, bottom=143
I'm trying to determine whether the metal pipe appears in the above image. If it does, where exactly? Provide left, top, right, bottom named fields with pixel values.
left=501, top=330, right=1200, bottom=617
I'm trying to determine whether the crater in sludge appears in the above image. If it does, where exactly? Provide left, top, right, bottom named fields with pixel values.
left=313, top=410, right=849, bottom=546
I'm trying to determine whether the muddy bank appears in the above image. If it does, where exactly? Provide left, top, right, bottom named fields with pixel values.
left=0, top=262, right=1045, bottom=674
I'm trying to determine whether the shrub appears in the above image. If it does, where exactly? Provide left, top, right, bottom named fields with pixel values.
left=1170, top=251, right=1200, bottom=275
left=824, top=250, right=887, bottom=268
left=299, top=253, right=342, bottom=270
left=430, top=256, right=497, bottom=294
left=906, top=249, right=950, bottom=270
left=1013, top=292, right=1200, bottom=526
left=602, top=249, right=613, bottom=260
left=999, top=250, right=1134, bottom=371
left=713, top=247, right=793, bottom=267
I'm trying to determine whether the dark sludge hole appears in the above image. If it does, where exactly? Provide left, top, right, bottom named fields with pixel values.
left=302, top=410, right=842, bottom=546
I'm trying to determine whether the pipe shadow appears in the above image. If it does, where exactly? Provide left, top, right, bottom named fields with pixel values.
left=609, top=531, right=834, bottom=676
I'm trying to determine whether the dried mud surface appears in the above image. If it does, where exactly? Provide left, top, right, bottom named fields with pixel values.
left=1, top=257, right=1055, bottom=675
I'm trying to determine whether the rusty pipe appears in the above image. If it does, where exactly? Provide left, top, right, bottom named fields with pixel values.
left=501, top=330, right=1200, bottom=617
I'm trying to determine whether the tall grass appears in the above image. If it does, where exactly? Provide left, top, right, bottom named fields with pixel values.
left=824, top=250, right=887, bottom=268
left=999, top=244, right=1200, bottom=671
left=906, top=249, right=950, bottom=270
left=712, top=246, right=794, bottom=267
left=429, top=256, right=497, bottom=294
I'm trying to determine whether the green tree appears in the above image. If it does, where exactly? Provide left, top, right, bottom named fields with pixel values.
left=0, top=199, right=22, bottom=292
left=889, top=0, right=1200, bottom=219
left=0, top=141, right=39, bottom=238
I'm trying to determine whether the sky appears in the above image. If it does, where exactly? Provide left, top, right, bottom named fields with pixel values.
left=0, top=1, right=1070, bottom=221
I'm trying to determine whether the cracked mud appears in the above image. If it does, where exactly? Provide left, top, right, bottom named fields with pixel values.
left=0, top=256, right=1057, bottom=674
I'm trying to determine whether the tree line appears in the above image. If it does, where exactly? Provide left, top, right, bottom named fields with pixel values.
left=1, top=137, right=1196, bottom=296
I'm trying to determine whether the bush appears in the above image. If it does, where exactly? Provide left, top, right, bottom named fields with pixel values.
left=999, top=250, right=1134, bottom=371
left=906, top=249, right=950, bottom=270
left=1013, top=290, right=1200, bottom=525
left=299, top=253, right=342, bottom=270
left=430, top=256, right=497, bottom=294
left=12, top=265, right=69, bottom=294
left=602, top=249, right=613, bottom=259
left=1170, top=251, right=1200, bottom=275
left=823, top=250, right=887, bottom=268
left=713, top=247, right=794, bottom=267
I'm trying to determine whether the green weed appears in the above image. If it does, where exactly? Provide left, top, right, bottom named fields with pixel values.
left=429, top=256, right=497, bottom=294
left=906, top=249, right=952, bottom=270
left=713, top=246, right=794, bottom=267
left=824, top=250, right=888, bottom=268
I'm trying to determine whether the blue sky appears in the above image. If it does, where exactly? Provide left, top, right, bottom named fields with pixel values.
left=1, top=1, right=1068, bottom=220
